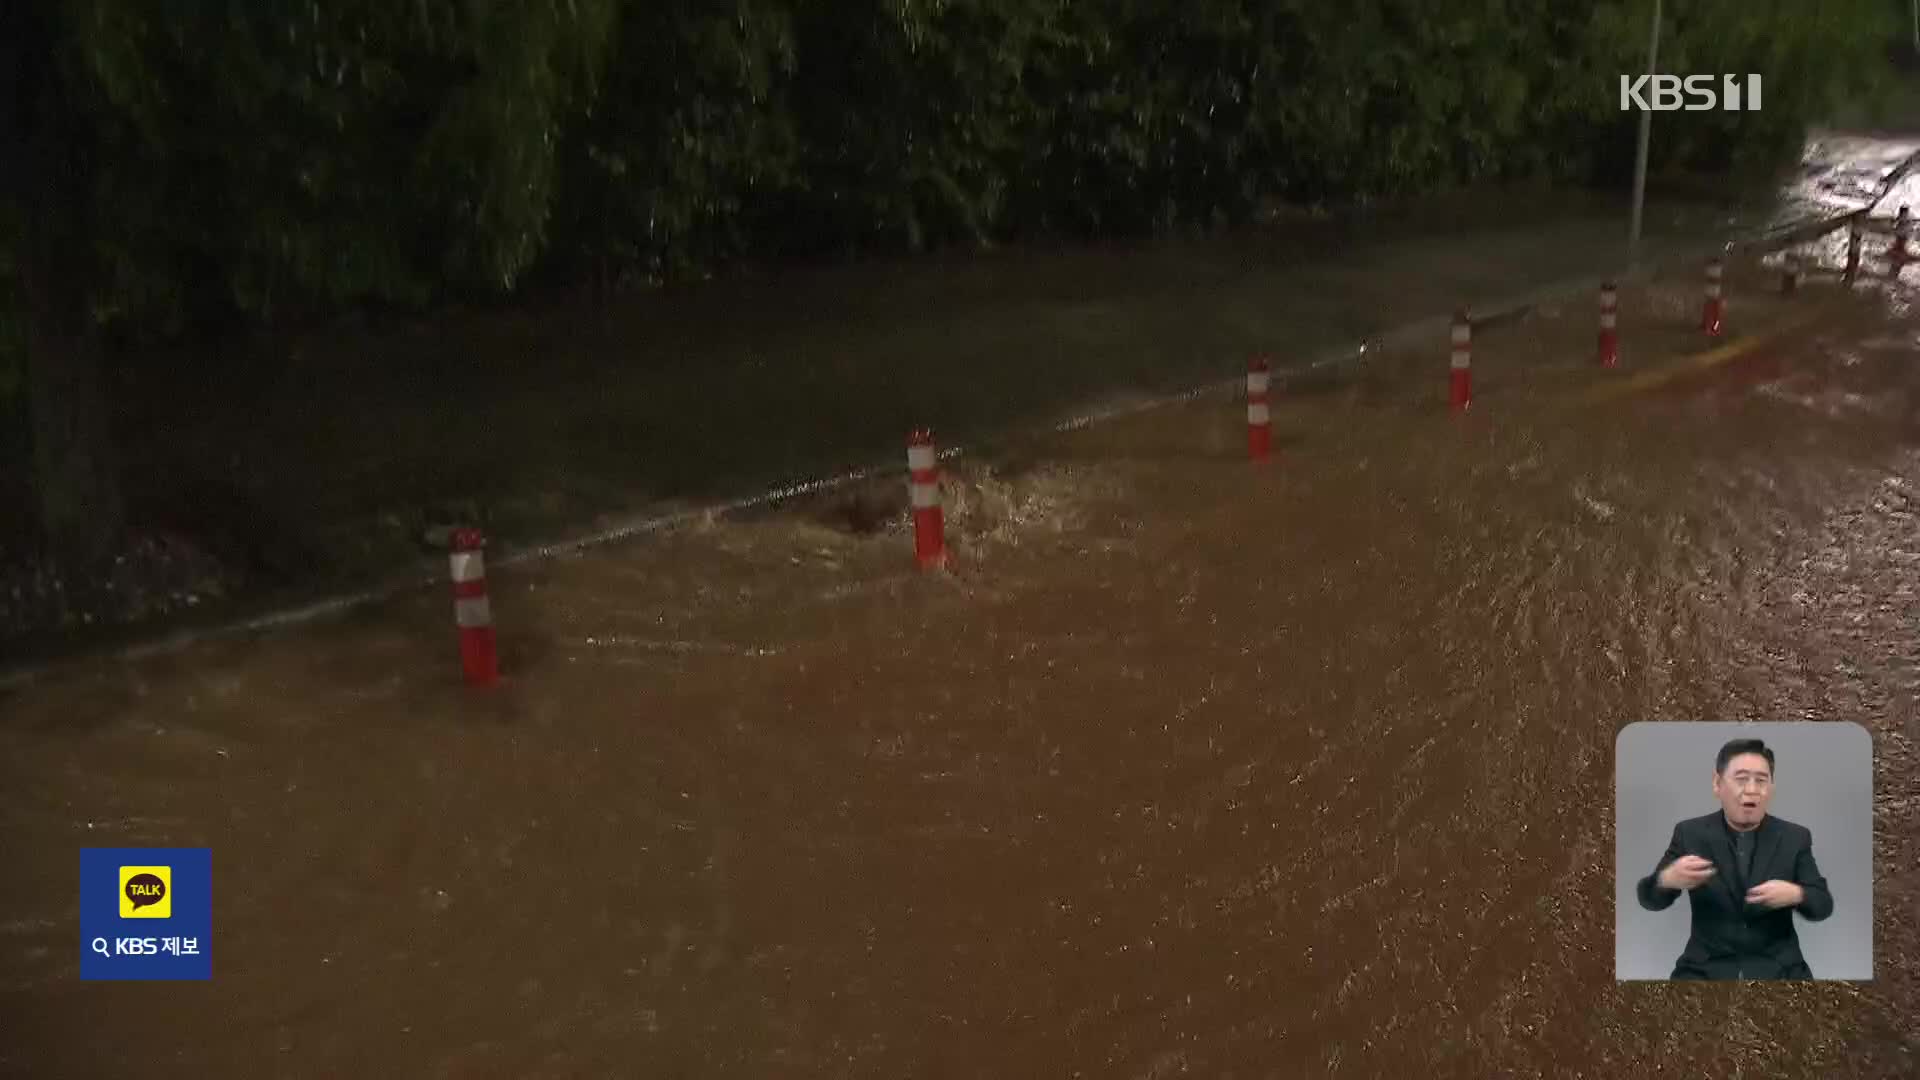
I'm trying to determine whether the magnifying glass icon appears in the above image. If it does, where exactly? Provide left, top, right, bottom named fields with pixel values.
left=90, top=937, right=110, bottom=958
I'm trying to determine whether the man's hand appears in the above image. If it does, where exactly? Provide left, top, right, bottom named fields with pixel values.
left=1745, top=880, right=1805, bottom=910
left=1657, top=855, right=1717, bottom=891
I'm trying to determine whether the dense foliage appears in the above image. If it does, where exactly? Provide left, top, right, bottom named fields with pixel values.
left=0, top=0, right=1907, bottom=555
left=7, top=0, right=1903, bottom=329
left=546, top=0, right=1898, bottom=276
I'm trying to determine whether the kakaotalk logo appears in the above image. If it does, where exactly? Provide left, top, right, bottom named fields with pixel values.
left=119, top=865, right=172, bottom=918
left=1620, top=74, right=1763, bottom=112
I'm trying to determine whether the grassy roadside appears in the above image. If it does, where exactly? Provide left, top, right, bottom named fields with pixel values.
left=0, top=183, right=1802, bottom=668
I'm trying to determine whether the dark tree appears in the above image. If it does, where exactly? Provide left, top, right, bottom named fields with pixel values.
left=2, top=2, right=125, bottom=563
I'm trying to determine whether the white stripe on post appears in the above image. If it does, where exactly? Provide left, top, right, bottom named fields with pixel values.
left=455, top=596, right=492, bottom=628
left=450, top=551, right=485, bottom=583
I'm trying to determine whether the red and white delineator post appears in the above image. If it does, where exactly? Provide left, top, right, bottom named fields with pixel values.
left=907, top=429, right=947, bottom=570
left=449, top=527, right=499, bottom=687
left=1598, top=282, right=1619, bottom=369
left=1448, top=311, right=1472, bottom=411
left=1702, top=258, right=1725, bottom=338
left=1247, top=356, right=1273, bottom=462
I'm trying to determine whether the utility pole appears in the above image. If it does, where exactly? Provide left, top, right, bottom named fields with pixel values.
left=1628, top=0, right=1663, bottom=267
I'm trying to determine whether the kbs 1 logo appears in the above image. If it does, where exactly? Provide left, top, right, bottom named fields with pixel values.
left=1620, top=74, right=1763, bottom=112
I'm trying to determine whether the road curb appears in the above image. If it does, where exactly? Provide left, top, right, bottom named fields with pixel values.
left=0, top=196, right=1908, bottom=692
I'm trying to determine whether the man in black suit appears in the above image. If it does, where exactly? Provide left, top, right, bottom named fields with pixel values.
left=1635, top=737, right=1834, bottom=979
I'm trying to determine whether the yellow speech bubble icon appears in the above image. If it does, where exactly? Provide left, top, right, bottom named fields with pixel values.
left=119, top=865, right=172, bottom=918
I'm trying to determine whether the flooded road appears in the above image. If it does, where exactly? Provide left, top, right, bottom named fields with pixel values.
left=1786, top=131, right=1920, bottom=221
left=2, top=241, right=1917, bottom=1076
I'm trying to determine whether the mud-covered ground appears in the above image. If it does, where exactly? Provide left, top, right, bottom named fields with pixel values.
left=2, top=248, right=1916, bottom=1077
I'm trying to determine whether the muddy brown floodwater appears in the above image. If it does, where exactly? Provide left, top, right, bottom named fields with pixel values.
left=3, top=259, right=1918, bottom=1077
